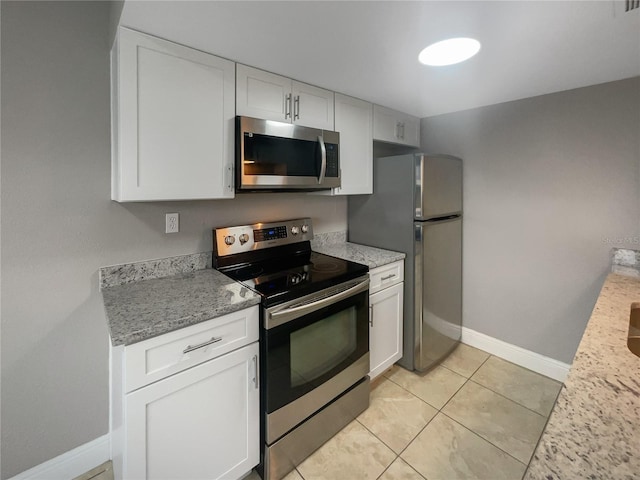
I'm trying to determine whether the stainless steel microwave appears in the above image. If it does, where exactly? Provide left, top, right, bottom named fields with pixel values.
left=236, top=116, right=340, bottom=191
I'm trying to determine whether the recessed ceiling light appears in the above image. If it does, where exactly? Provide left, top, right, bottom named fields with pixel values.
left=418, top=38, right=481, bottom=66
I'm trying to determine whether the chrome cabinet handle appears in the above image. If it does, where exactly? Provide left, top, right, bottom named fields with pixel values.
left=369, top=305, right=374, bottom=327
left=183, top=336, right=222, bottom=354
left=252, top=355, right=259, bottom=390
left=285, top=93, right=292, bottom=119
left=381, top=274, right=396, bottom=281
left=399, top=122, right=405, bottom=140
left=294, top=95, right=300, bottom=120
left=317, top=135, right=327, bottom=185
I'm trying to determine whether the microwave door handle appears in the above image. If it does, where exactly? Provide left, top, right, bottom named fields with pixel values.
left=317, top=135, right=327, bottom=184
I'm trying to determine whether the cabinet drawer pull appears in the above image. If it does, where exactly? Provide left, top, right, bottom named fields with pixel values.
left=183, top=336, right=223, bottom=354
left=369, top=305, right=374, bottom=327
left=381, top=274, right=396, bottom=281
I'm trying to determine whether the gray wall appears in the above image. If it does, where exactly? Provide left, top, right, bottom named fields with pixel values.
left=421, top=77, right=640, bottom=364
left=0, top=2, right=346, bottom=477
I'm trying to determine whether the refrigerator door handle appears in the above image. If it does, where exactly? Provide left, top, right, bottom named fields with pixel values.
left=414, top=222, right=424, bottom=367
left=414, top=154, right=424, bottom=220
left=423, top=214, right=462, bottom=224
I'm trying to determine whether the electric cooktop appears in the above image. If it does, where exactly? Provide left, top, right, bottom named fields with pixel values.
left=212, top=219, right=368, bottom=307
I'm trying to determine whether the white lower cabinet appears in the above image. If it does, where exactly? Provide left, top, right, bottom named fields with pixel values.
left=111, top=306, right=260, bottom=480
left=368, top=261, right=404, bottom=379
left=125, top=342, right=259, bottom=480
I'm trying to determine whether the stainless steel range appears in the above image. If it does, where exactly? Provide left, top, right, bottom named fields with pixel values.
left=213, top=219, right=370, bottom=480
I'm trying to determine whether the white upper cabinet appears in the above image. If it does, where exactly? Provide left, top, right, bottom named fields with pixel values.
left=333, top=94, right=373, bottom=195
left=112, top=27, right=236, bottom=201
left=291, top=81, right=335, bottom=130
left=373, top=104, right=420, bottom=147
left=236, top=64, right=334, bottom=130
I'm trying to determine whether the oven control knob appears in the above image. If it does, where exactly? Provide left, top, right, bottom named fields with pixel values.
left=291, top=226, right=300, bottom=235
left=301, top=224, right=309, bottom=234
left=239, top=233, right=249, bottom=245
left=224, top=235, right=235, bottom=246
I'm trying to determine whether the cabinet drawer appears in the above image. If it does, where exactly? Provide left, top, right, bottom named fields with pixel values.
left=124, top=306, right=259, bottom=392
left=369, top=260, right=404, bottom=295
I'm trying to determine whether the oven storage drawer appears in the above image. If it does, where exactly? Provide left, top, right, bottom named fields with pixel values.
left=124, top=306, right=259, bottom=392
left=369, top=260, right=404, bottom=295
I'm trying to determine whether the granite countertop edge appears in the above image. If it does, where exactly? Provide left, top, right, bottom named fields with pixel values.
left=312, top=241, right=406, bottom=269
left=102, top=239, right=404, bottom=348
left=524, top=272, right=640, bottom=479
left=102, top=268, right=261, bottom=347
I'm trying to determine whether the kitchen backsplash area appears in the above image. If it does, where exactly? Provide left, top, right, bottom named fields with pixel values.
left=99, top=231, right=349, bottom=290
left=99, top=252, right=212, bottom=289
left=611, top=248, right=640, bottom=277
left=310, top=231, right=347, bottom=248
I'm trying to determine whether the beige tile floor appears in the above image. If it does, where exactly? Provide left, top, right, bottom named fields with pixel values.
left=250, top=343, right=562, bottom=480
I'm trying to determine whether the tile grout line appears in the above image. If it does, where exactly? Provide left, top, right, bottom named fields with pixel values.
left=466, top=377, right=551, bottom=419
left=382, top=353, right=545, bottom=477
left=362, top=375, right=438, bottom=479
left=354, top=417, right=403, bottom=477
left=520, top=384, right=566, bottom=478
left=439, top=410, right=529, bottom=470
left=443, top=355, right=551, bottom=468
left=355, top=417, right=398, bottom=454
left=300, top=348, right=550, bottom=480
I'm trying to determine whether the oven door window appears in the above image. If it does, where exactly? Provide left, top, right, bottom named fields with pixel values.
left=264, top=290, right=368, bottom=414
left=290, top=307, right=356, bottom=387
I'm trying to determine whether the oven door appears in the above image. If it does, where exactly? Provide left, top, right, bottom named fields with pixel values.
left=262, top=276, right=369, bottom=444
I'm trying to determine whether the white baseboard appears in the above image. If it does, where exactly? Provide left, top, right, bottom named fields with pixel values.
left=9, top=434, right=110, bottom=480
left=461, top=327, right=571, bottom=383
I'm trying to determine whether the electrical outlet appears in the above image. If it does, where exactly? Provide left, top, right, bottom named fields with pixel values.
left=165, top=213, right=179, bottom=234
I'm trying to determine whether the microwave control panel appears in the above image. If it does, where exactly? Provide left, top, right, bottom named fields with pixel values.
left=325, top=144, right=339, bottom=177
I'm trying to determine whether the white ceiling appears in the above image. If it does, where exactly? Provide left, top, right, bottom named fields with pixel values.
left=119, top=0, right=640, bottom=118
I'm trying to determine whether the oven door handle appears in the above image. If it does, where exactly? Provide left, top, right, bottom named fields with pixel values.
left=266, top=277, right=370, bottom=329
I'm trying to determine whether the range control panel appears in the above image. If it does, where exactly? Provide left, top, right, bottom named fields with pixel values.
left=213, top=218, right=314, bottom=256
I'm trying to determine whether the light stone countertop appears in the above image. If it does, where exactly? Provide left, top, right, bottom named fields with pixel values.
left=524, top=273, right=640, bottom=480
left=102, top=268, right=260, bottom=346
left=313, top=242, right=405, bottom=269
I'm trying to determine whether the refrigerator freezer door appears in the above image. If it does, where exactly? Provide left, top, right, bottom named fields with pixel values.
left=414, top=155, right=463, bottom=220
left=414, top=216, right=462, bottom=371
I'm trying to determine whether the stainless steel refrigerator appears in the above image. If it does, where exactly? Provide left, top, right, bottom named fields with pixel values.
left=348, top=153, right=462, bottom=372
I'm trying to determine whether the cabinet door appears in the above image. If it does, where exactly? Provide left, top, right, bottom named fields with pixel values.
left=125, top=342, right=259, bottom=480
left=373, top=105, right=420, bottom=147
left=333, top=94, right=373, bottom=195
left=292, top=81, right=334, bottom=130
left=369, top=283, right=404, bottom=379
left=400, top=114, right=420, bottom=147
left=113, top=27, right=235, bottom=201
left=236, top=64, right=291, bottom=122
left=373, top=104, right=401, bottom=144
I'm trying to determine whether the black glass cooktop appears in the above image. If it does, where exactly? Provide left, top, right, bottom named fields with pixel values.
left=219, top=250, right=368, bottom=307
